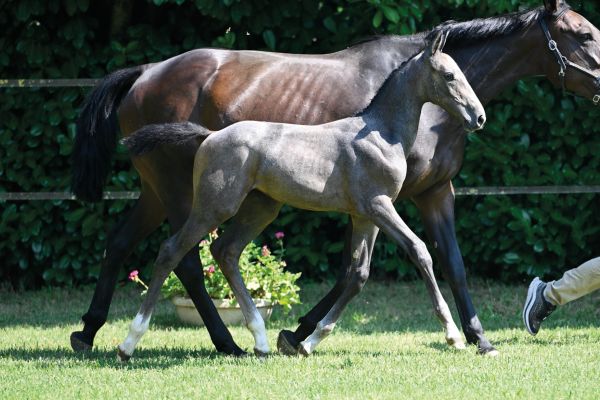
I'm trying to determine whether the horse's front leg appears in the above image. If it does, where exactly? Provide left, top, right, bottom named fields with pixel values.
left=413, top=182, right=497, bottom=355
left=367, top=195, right=461, bottom=351
left=210, top=191, right=283, bottom=356
left=299, top=217, right=378, bottom=355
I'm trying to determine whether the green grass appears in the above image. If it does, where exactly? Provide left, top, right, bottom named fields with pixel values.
left=1, top=280, right=599, bottom=399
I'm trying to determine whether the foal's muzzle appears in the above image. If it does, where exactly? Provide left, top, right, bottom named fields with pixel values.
left=465, top=113, right=486, bottom=132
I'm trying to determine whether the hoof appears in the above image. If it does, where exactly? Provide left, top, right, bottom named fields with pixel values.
left=253, top=347, right=269, bottom=358
left=446, top=337, right=467, bottom=350
left=217, top=344, right=247, bottom=357
left=116, top=347, right=131, bottom=363
left=70, top=331, right=93, bottom=352
left=477, top=346, right=500, bottom=357
left=298, top=342, right=312, bottom=357
left=277, top=330, right=299, bottom=356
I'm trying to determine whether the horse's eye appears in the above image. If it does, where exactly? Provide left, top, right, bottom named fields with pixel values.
left=581, top=33, right=593, bottom=42
left=443, top=72, right=455, bottom=82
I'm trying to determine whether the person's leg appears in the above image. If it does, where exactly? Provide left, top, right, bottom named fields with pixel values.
left=523, top=257, right=600, bottom=335
left=544, top=257, right=600, bottom=305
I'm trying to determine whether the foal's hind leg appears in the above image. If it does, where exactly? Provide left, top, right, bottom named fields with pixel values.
left=71, top=185, right=165, bottom=352
left=367, top=196, right=462, bottom=350
left=117, top=204, right=234, bottom=360
left=118, top=165, right=253, bottom=360
left=299, top=216, right=379, bottom=355
left=117, top=217, right=211, bottom=361
left=210, top=191, right=283, bottom=356
left=278, top=223, right=353, bottom=355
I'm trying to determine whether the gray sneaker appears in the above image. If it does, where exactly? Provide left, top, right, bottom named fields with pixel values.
left=523, top=277, right=556, bottom=335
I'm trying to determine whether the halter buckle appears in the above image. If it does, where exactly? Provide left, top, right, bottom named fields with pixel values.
left=593, top=95, right=600, bottom=105
left=548, top=40, right=558, bottom=51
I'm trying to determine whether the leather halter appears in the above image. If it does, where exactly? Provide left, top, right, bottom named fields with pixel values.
left=538, top=8, right=600, bottom=105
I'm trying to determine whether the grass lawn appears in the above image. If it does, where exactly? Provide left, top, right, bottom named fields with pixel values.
left=1, top=279, right=599, bottom=399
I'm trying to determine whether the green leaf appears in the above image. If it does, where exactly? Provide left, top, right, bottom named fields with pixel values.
left=262, top=30, right=276, bottom=50
left=381, top=6, right=400, bottom=23
left=372, top=10, right=383, bottom=28
left=323, top=17, right=337, bottom=33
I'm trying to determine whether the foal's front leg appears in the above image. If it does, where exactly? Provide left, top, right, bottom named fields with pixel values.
left=367, top=196, right=462, bottom=349
left=299, top=216, right=379, bottom=355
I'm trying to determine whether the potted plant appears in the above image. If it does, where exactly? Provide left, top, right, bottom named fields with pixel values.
left=132, top=230, right=301, bottom=326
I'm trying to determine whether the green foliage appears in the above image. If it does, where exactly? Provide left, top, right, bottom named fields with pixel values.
left=0, top=0, right=598, bottom=288
left=160, top=230, right=301, bottom=311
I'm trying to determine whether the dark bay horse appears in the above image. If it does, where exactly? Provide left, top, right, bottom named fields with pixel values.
left=116, top=35, right=485, bottom=360
left=71, top=0, right=600, bottom=356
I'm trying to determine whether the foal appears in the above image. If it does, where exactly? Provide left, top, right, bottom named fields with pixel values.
left=118, top=33, right=485, bottom=360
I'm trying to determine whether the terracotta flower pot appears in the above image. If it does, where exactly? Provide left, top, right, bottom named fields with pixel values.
left=171, top=296, right=273, bottom=326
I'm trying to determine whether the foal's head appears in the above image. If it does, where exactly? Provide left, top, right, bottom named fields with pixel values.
left=421, top=33, right=486, bottom=132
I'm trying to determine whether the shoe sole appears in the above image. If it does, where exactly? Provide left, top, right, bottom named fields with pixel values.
left=522, top=277, right=541, bottom=336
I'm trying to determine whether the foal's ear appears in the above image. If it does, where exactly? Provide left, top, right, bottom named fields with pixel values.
left=426, top=31, right=447, bottom=57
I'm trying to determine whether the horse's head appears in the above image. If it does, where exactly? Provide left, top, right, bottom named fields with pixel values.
left=541, top=0, right=600, bottom=103
left=423, top=32, right=486, bottom=132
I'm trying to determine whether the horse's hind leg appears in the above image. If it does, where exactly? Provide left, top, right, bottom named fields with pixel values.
left=299, top=217, right=378, bottom=355
left=210, top=191, right=283, bottom=356
left=71, top=185, right=165, bottom=352
left=367, top=196, right=461, bottom=350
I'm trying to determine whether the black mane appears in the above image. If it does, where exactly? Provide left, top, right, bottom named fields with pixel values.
left=427, top=6, right=548, bottom=46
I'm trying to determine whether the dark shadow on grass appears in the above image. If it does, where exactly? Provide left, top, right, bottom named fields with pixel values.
left=0, top=346, right=251, bottom=369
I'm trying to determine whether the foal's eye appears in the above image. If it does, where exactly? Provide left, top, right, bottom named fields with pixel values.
left=443, top=72, right=455, bottom=82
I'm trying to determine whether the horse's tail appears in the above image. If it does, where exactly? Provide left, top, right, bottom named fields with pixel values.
left=121, top=122, right=212, bottom=156
left=71, top=66, right=144, bottom=202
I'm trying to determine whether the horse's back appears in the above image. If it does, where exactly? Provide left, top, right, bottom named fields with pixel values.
left=117, top=42, right=406, bottom=136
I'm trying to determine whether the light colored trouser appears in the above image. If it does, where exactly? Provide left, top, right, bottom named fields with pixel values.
left=543, top=257, right=600, bottom=306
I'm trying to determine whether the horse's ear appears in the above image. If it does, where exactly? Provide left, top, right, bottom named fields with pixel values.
left=543, top=0, right=568, bottom=16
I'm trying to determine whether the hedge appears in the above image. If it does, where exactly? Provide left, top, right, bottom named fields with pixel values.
left=0, top=0, right=598, bottom=288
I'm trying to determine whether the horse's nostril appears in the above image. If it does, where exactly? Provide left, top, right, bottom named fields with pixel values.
left=477, top=114, right=486, bottom=127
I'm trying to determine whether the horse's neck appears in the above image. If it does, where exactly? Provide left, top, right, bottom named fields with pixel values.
left=347, top=35, right=426, bottom=76
left=448, top=26, right=543, bottom=104
left=360, top=57, right=425, bottom=151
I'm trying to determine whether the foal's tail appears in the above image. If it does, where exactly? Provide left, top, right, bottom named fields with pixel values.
left=71, top=66, right=144, bottom=202
left=121, top=122, right=212, bottom=156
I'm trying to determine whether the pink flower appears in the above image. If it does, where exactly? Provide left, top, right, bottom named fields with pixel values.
left=261, top=245, right=270, bottom=257
left=128, top=270, right=139, bottom=281
left=199, top=240, right=208, bottom=246
left=275, top=231, right=285, bottom=240
left=206, top=265, right=216, bottom=274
